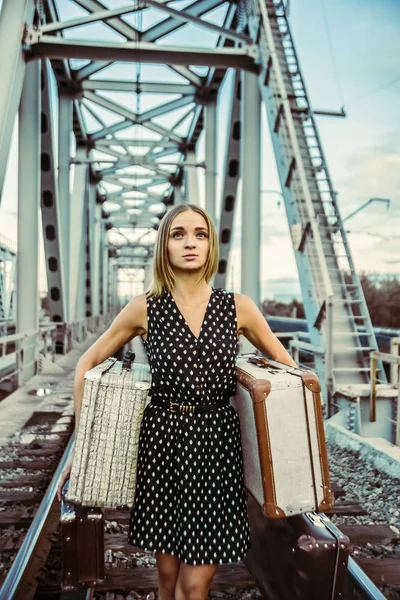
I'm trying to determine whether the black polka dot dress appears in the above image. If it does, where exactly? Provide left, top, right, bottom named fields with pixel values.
left=128, top=287, right=251, bottom=565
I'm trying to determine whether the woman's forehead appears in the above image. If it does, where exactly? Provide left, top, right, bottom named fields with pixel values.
left=170, top=212, right=208, bottom=229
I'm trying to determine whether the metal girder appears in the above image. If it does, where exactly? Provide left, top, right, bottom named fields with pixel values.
left=27, top=37, right=259, bottom=72
left=142, top=0, right=224, bottom=42
left=95, top=139, right=179, bottom=149
left=75, top=60, right=113, bottom=82
left=186, top=150, right=200, bottom=205
left=144, top=0, right=252, bottom=45
left=42, top=5, right=140, bottom=35
left=215, top=70, right=241, bottom=289
left=82, top=80, right=199, bottom=95
left=18, top=61, right=40, bottom=375
left=167, top=65, right=204, bottom=87
left=68, top=0, right=139, bottom=40
left=241, top=70, right=261, bottom=307
left=0, top=0, right=35, bottom=202
left=205, top=101, right=217, bottom=221
left=139, top=96, right=196, bottom=123
left=41, top=60, right=67, bottom=324
left=69, top=147, right=89, bottom=321
left=58, top=94, right=73, bottom=320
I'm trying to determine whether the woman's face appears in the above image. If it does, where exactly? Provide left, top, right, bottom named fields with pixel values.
left=167, top=210, right=210, bottom=273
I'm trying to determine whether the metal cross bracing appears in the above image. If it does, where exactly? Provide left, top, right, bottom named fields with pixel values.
left=0, top=0, right=383, bottom=399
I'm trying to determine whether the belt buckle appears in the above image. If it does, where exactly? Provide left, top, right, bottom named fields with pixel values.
left=170, top=402, right=180, bottom=413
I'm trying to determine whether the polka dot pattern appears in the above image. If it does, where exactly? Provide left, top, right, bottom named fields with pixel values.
left=128, top=287, right=251, bottom=565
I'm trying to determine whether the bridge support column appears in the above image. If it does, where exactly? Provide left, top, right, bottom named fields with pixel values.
left=186, top=150, right=200, bottom=206
left=241, top=71, right=261, bottom=307
left=0, top=0, right=34, bottom=201
left=174, top=185, right=183, bottom=205
left=239, top=72, right=261, bottom=353
left=58, top=94, right=72, bottom=321
left=69, top=147, right=88, bottom=329
left=17, top=61, right=40, bottom=382
left=102, top=235, right=109, bottom=316
left=205, top=102, right=217, bottom=221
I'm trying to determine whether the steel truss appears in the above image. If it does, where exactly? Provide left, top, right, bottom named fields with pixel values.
left=0, top=0, right=382, bottom=396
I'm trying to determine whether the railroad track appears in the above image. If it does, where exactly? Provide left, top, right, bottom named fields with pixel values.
left=0, top=383, right=399, bottom=598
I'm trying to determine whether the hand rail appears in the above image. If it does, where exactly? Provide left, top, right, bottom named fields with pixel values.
left=370, top=350, right=400, bottom=445
left=0, top=313, right=113, bottom=388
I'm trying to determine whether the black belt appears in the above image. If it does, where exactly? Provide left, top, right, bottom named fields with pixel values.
left=149, top=399, right=230, bottom=413
left=149, top=388, right=232, bottom=414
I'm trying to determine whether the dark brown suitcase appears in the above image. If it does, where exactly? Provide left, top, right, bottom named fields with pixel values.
left=245, top=492, right=350, bottom=600
left=60, top=480, right=105, bottom=591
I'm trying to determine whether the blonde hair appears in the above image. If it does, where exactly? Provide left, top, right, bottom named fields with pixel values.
left=145, top=204, right=219, bottom=298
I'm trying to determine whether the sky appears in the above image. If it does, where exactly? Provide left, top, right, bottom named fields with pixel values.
left=0, top=0, right=399, bottom=301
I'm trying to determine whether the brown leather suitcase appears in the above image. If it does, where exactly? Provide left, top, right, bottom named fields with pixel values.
left=245, top=492, right=350, bottom=600
left=60, top=480, right=105, bottom=591
left=232, top=354, right=334, bottom=518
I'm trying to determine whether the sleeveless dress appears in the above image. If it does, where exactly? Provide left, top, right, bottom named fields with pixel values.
left=128, top=286, right=252, bottom=565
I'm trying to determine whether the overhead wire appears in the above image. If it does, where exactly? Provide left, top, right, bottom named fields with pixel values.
left=320, top=0, right=346, bottom=108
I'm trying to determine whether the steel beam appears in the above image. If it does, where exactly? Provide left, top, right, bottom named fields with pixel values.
left=186, top=150, right=200, bottom=206
left=215, top=70, right=241, bottom=289
left=69, top=147, right=89, bottom=322
left=58, top=94, right=73, bottom=321
left=69, top=0, right=139, bottom=40
left=241, top=71, right=261, bottom=307
left=41, top=60, right=67, bottom=325
left=83, top=80, right=198, bottom=95
left=0, top=0, right=35, bottom=202
left=144, top=0, right=252, bottom=45
left=42, top=5, right=141, bottom=35
left=205, top=102, right=217, bottom=221
left=142, top=0, right=224, bottom=42
left=17, top=61, right=40, bottom=381
left=27, top=37, right=259, bottom=72
left=102, top=234, right=109, bottom=315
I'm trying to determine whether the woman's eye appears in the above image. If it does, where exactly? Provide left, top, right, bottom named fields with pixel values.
left=171, top=232, right=208, bottom=238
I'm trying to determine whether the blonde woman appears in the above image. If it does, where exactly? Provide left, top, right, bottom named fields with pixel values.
left=57, top=203, right=296, bottom=600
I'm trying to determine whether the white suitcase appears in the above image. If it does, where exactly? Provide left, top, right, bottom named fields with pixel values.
left=66, top=352, right=151, bottom=508
left=232, top=354, right=333, bottom=518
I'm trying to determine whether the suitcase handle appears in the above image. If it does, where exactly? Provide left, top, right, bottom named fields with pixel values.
left=246, top=357, right=271, bottom=368
left=122, top=351, right=136, bottom=371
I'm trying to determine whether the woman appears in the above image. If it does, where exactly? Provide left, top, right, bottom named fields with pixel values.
left=57, top=203, right=296, bottom=600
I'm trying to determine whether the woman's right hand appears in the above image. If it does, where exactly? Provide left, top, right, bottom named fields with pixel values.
left=57, top=456, right=74, bottom=502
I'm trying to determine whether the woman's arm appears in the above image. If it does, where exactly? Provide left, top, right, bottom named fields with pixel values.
left=234, top=293, right=297, bottom=368
left=57, top=294, right=147, bottom=500
left=73, top=293, right=147, bottom=432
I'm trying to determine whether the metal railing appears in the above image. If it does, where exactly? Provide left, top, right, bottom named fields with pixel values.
left=0, top=312, right=114, bottom=389
left=370, top=349, right=400, bottom=444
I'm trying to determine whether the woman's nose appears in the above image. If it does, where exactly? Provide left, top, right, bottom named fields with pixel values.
left=185, top=236, right=197, bottom=247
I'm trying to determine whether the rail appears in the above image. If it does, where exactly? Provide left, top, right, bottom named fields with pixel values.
left=0, top=435, right=75, bottom=599
left=347, top=556, right=387, bottom=600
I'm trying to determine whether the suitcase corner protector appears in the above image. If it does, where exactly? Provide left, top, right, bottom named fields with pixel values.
left=318, top=493, right=335, bottom=512
left=301, top=371, right=321, bottom=393
left=262, top=502, right=286, bottom=519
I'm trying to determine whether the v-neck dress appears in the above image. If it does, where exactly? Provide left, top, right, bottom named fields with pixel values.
left=127, top=287, right=252, bottom=565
